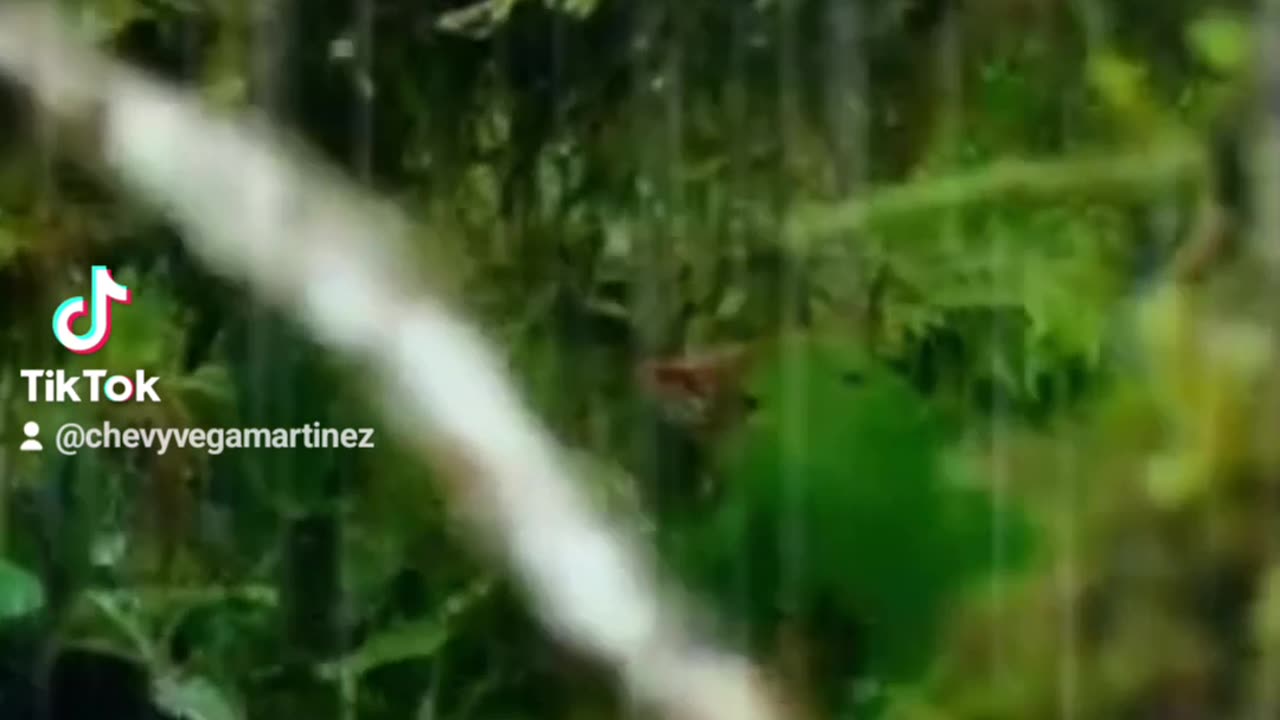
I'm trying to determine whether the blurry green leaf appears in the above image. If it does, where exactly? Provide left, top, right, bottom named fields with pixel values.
left=0, top=558, right=45, bottom=620
left=319, top=580, right=491, bottom=678
left=548, top=0, right=598, bottom=19
left=153, top=673, right=245, bottom=720
left=438, top=0, right=596, bottom=37
left=1187, top=13, right=1253, bottom=75
left=82, top=590, right=155, bottom=662
left=1087, top=53, right=1156, bottom=126
left=677, top=336, right=1037, bottom=689
left=437, top=0, right=520, bottom=37
left=0, top=220, right=18, bottom=267
left=322, top=615, right=448, bottom=679
left=1254, top=566, right=1280, bottom=654
left=70, top=0, right=150, bottom=40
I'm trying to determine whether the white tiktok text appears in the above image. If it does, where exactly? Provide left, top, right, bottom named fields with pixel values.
left=20, top=369, right=161, bottom=403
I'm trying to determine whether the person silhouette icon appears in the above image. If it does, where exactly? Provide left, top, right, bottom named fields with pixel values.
left=20, top=421, right=42, bottom=452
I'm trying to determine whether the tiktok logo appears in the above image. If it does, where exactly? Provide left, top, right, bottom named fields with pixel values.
left=52, top=266, right=132, bottom=354
left=23, top=267, right=159, bottom=404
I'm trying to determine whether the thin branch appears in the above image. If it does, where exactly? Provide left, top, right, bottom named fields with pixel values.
left=787, top=140, right=1206, bottom=243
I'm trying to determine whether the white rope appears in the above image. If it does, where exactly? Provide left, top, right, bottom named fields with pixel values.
left=0, top=5, right=786, bottom=719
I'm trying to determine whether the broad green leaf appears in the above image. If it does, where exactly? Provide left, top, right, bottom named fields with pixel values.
left=1086, top=53, right=1166, bottom=135
left=0, top=558, right=44, bottom=620
left=153, top=673, right=245, bottom=720
left=319, top=580, right=491, bottom=679
left=321, top=615, right=448, bottom=679
left=1187, top=13, right=1253, bottom=75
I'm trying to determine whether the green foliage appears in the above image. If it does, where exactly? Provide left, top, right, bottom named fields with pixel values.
left=0, top=559, right=44, bottom=621
left=0, top=0, right=1272, bottom=718
left=152, top=672, right=245, bottom=720
left=669, top=336, right=1034, bottom=713
left=1186, top=12, right=1254, bottom=75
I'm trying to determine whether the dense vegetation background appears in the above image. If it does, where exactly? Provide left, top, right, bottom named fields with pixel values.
left=0, top=0, right=1276, bottom=718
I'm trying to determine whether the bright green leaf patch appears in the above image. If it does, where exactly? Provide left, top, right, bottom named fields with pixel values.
left=0, top=558, right=45, bottom=621
left=1187, top=13, right=1254, bottom=75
